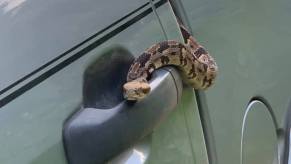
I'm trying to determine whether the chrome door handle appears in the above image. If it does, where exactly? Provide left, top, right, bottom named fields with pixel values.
left=63, top=47, right=183, bottom=164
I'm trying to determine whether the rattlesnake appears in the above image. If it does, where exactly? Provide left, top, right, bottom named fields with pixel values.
left=123, top=24, right=218, bottom=100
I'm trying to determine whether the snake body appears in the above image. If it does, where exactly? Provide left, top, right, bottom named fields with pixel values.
left=123, top=24, right=218, bottom=100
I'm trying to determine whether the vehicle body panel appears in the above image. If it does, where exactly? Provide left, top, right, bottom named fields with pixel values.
left=179, top=0, right=291, bottom=163
left=0, top=0, right=208, bottom=163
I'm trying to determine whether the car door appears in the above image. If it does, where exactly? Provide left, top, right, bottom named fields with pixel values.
left=0, top=0, right=209, bottom=164
left=172, top=0, right=291, bottom=164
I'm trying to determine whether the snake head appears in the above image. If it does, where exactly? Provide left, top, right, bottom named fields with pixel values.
left=123, top=81, right=151, bottom=101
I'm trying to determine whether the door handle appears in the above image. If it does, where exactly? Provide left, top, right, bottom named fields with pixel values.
left=63, top=47, right=183, bottom=164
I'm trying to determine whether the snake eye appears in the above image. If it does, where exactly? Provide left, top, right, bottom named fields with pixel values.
left=142, top=87, right=150, bottom=94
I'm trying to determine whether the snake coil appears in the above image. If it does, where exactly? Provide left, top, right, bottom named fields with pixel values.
left=123, top=24, right=218, bottom=100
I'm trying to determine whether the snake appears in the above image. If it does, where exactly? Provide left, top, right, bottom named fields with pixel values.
left=123, top=23, right=218, bottom=100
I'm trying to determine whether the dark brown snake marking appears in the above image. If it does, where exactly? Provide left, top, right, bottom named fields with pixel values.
left=123, top=24, right=218, bottom=100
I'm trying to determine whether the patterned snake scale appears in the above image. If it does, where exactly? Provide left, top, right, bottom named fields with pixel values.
left=123, top=23, right=218, bottom=100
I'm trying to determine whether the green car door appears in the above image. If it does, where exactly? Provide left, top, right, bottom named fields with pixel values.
left=0, top=0, right=208, bottom=163
left=173, top=0, right=291, bottom=163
